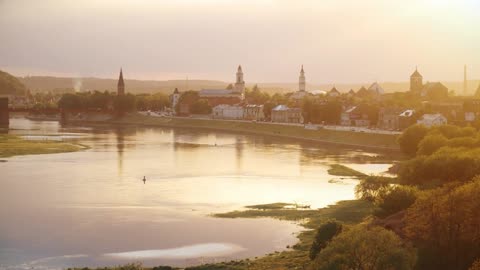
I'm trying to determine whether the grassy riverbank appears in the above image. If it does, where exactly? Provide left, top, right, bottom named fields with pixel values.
left=193, top=200, right=374, bottom=270
left=0, top=134, right=84, bottom=158
left=327, top=164, right=367, bottom=177
left=74, top=113, right=400, bottom=151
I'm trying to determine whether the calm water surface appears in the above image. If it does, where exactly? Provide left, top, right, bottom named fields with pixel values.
left=0, top=118, right=394, bottom=269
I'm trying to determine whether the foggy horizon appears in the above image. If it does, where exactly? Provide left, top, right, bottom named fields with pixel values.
left=1, top=0, right=479, bottom=84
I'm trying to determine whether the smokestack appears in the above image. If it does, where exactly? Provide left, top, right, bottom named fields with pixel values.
left=464, top=64, right=467, bottom=95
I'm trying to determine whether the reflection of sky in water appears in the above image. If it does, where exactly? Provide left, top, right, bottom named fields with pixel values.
left=1, top=118, right=395, bottom=269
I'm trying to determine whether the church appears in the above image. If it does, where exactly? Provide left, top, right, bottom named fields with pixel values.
left=199, top=66, right=245, bottom=106
left=410, top=68, right=448, bottom=100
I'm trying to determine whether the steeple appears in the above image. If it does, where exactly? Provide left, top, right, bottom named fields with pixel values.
left=117, top=68, right=125, bottom=96
left=410, top=66, right=423, bottom=93
left=234, top=65, right=245, bottom=96
left=299, top=65, right=306, bottom=92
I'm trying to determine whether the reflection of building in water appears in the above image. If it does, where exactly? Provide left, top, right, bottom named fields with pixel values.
left=116, top=127, right=125, bottom=176
left=235, top=136, right=244, bottom=172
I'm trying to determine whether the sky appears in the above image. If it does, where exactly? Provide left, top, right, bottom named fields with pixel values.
left=0, top=0, right=479, bottom=84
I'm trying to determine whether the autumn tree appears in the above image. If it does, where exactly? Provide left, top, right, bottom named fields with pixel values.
left=311, top=225, right=416, bottom=270
left=405, top=178, right=480, bottom=269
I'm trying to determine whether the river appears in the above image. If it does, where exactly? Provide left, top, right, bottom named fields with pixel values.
left=0, top=118, right=394, bottom=269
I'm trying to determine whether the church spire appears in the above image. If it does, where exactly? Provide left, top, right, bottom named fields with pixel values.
left=117, top=68, right=125, bottom=96
left=299, top=65, right=306, bottom=92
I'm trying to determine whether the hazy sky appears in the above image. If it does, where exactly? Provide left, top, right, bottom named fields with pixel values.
left=0, top=0, right=479, bottom=83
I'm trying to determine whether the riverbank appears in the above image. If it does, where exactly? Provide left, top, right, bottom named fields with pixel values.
left=69, top=113, right=400, bottom=151
left=68, top=199, right=374, bottom=270
left=0, top=134, right=85, bottom=158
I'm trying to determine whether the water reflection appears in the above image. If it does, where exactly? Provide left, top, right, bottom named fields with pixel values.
left=1, top=119, right=396, bottom=269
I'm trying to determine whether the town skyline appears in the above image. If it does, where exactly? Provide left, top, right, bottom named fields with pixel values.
left=1, top=0, right=479, bottom=83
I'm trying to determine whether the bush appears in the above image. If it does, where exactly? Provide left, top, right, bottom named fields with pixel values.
left=311, top=225, right=416, bottom=270
left=398, top=124, right=429, bottom=156
left=375, top=185, right=418, bottom=218
left=355, top=176, right=391, bottom=201
left=416, top=133, right=448, bottom=156
left=399, top=147, right=480, bottom=185
left=309, top=220, right=343, bottom=260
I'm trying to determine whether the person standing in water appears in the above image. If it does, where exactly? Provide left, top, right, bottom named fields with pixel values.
left=142, top=176, right=146, bottom=184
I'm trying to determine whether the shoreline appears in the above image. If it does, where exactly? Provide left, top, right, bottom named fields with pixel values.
left=0, top=134, right=87, bottom=158
left=65, top=113, right=400, bottom=152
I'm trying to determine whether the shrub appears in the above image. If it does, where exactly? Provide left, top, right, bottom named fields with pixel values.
left=310, top=225, right=416, bottom=270
left=309, top=220, right=343, bottom=260
left=355, top=176, right=390, bottom=201
left=375, top=185, right=418, bottom=218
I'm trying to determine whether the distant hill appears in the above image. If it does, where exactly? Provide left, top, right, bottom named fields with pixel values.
left=18, top=76, right=229, bottom=94
left=16, top=75, right=480, bottom=96
left=0, top=70, right=27, bottom=96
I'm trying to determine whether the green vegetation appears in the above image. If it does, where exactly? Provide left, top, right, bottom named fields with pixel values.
left=311, top=225, right=417, bottom=270
left=354, top=175, right=391, bottom=201
left=0, top=134, right=84, bottom=158
left=245, top=202, right=294, bottom=210
left=0, top=69, right=27, bottom=95
left=327, top=164, right=366, bottom=177
left=309, top=220, right=343, bottom=260
left=212, top=200, right=375, bottom=270
left=405, top=177, right=480, bottom=269
left=396, top=124, right=480, bottom=186
left=374, top=185, right=418, bottom=218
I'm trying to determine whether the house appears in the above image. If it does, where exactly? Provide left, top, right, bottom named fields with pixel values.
left=327, top=87, right=341, bottom=97
left=341, top=106, right=372, bottom=127
left=356, top=86, right=370, bottom=98
left=244, top=104, right=265, bottom=121
left=398, top=109, right=416, bottom=130
left=378, top=108, right=402, bottom=130
left=271, top=105, right=303, bottom=123
left=463, top=99, right=480, bottom=122
left=417, top=113, right=447, bottom=127
left=340, top=106, right=357, bottom=126
left=212, top=104, right=244, bottom=120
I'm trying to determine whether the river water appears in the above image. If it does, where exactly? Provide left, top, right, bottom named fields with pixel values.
left=0, top=118, right=393, bottom=269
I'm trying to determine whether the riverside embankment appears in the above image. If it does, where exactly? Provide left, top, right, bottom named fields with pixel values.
left=69, top=113, right=400, bottom=151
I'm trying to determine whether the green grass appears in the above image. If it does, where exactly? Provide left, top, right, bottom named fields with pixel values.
left=0, top=134, right=85, bottom=158
left=327, top=164, right=367, bottom=177
left=100, top=114, right=400, bottom=151
left=206, top=199, right=375, bottom=270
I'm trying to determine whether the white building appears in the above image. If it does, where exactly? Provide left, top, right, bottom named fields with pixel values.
left=171, top=88, right=180, bottom=110
left=212, top=104, right=244, bottom=120
left=417, top=113, right=447, bottom=127
left=290, top=66, right=309, bottom=100
left=271, top=105, right=303, bottom=123
left=244, top=104, right=265, bottom=121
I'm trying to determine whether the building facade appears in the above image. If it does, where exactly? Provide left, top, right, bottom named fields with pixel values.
left=271, top=105, right=303, bottom=123
left=417, top=113, right=447, bottom=127
left=244, top=104, right=265, bottom=121
left=212, top=104, right=244, bottom=119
